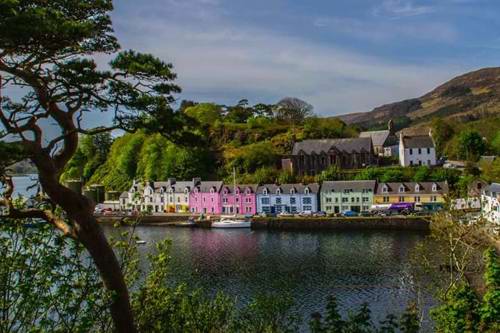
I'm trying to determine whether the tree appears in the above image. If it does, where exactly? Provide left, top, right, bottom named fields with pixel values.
left=0, top=1, right=196, bottom=331
left=273, top=97, right=314, bottom=125
left=303, top=117, right=357, bottom=140
left=457, top=130, right=486, bottom=161
left=431, top=117, right=455, bottom=157
left=184, top=103, right=222, bottom=126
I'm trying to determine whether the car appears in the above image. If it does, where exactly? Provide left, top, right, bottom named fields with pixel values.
left=314, top=211, right=327, bottom=217
left=277, top=212, right=294, bottom=218
left=298, top=210, right=313, bottom=217
left=341, top=210, right=359, bottom=217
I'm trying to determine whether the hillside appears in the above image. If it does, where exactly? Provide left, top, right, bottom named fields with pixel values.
left=339, top=67, right=500, bottom=129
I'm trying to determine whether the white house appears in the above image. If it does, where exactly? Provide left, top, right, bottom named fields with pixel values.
left=482, top=183, right=500, bottom=225
left=399, top=132, right=437, bottom=167
left=256, top=184, right=319, bottom=214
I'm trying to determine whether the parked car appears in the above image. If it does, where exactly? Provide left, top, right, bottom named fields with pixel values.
left=314, top=211, right=327, bottom=217
left=341, top=210, right=359, bottom=217
left=298, top=210, right=313, bottom=217
left=278, top=212, right=294, bottom=218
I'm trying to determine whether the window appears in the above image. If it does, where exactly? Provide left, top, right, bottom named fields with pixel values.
left=291, top=206, right=297, bottom=213
left=263, top=206, right=271, bottom=213
left=410, top=161, right=414, bottom=166
left=382, top=185, right=388, bottom=193
left=409, top=148, right=413, bottom=155
left=335, top=198, right=339, bottom=203
left=427, top=148, right=431, bottom=154
left=363, top=197, right=369, bottom=202
left=235, top=197, right=239, bottom=202
left=399, top=196, right=405, bottom=202
left=326, top=197, right=332, bottom=203
left=342, top=198, right=348, bottom=203
left=415, top=184, right=420, bottom=192
left=290, top=197, right=296, bottom=204
left=399, top=185, right=405, bottom=193
left=223, top=198, right=228, bottom=204
left=351, top=197, right=355, bottom=203
left=303, top=197, right=312, bottom=205
left=415, top=196, right=420, bottom=202
left=418, top=148, right=422, bottom=154
left=326, top=206, right=332, bottom=211
left=261, top=198, right=270, bottom=205
left=431, top=196, right=437, bottom=202
left=263, top=189, right=268, bottom=195
left=177, top=197, right=180, bottom=203
left=290, top=189, right=295, bottom=194
left=275, top=198, right=282, bottom=205
left=356, top=197, right=360, bottom=203
left=276, top=189, right=281, bottom=195
left=303, top=205, right=312, bottom=211
left=432, top=184, right=438, bottom=192
left=428, top=160, right=431, bottom=165
left=304, top=188, right=310, bottom=194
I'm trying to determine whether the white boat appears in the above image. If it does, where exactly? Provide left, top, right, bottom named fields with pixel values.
left=136, top=240, right=147, bottom=245
left=211, top=217, right=251, bottom=228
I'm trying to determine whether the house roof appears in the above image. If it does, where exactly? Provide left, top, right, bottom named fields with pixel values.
left=376, top=182, right=448, bottom=195
left=195, top=181, right=223, bottom=193
left=402, top=135, right=435, bottom=149
left=220, top=184, right=259, bottom=194
left=256, top=183, right=320, bottom=195
left=480, top=156, right=497, bottom=163
left=321, top=180, right=376, bottom=192
left=120, top=191, right=128, bottom=199
left=167, top=181, right=194, bottom=193
left=484, top=183, right=500, bottom=195
left=359, top=130, right=393, bottom=147
left=292, top=138, right=372, bottom=155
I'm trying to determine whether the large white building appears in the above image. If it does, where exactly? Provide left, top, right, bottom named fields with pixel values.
left=482, top=183, right=500, bottom=225
left=399, top=133, right=437, bottom=167
left=256, top=184, right=319, bottom=214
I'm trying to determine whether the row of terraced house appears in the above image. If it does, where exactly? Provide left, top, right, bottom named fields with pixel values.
left=119, top=178, right=449, bottom=215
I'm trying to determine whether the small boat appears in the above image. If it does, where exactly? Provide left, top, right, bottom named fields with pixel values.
left=211, top=217, right=251, bottom=229
left=135, top=240, right=147, bottom=245
left=176, top=218, right=197, bottom=227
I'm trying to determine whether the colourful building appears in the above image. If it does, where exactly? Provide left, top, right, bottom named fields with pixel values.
left=164, top=179, right=193, bottom=213
left=320, top=180, right=376, bottom=214
left=374, top=182, right=448, bottom=211
left=189, top=181, right=223, bottom=215
left=256, top=184, right=319, bottom=214
left=482, top=183, right=500, bottom=225
left=219, top=184, right=258, bottom=215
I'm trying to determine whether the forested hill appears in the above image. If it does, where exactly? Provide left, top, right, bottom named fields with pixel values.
left=338, top=67, right=500, bottom=130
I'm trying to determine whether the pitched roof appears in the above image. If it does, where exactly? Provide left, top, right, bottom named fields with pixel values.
left=484, top=183, right=500, bottom=195
left=195, top=181, right=223, bottom=193
left=359, top=130, right=390, bottom=147
left=292, top=138, right=372, bottom=155
left=402, top=135, right=435, bottom=149
left=120, top=191, right=128, bottom=199
left=376, top=182, right=448, bottom=195
left=167, top=181, right=194, bottom=193
left=257, top=183, right=320, bottom=195
left=220, top=184, right=259, bottom=194
left=321, top=180, right=376, bottom=192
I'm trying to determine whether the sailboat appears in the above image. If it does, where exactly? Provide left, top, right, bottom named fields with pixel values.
left=211, top=168, right=251, bottom=229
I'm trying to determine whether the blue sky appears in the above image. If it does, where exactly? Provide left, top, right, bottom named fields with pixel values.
left=109, top=0, right=500, bottom=117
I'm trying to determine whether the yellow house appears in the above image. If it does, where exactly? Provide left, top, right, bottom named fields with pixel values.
left=374, top=182, right=448, bottom=211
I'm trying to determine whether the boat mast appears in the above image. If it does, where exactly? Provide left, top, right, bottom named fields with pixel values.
left=233, top=167, right=236, bottom=215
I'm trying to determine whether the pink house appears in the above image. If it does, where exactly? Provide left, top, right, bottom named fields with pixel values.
left=189, top=181, right=223, bottom=215
left=219, top=184, right=258, bottom=216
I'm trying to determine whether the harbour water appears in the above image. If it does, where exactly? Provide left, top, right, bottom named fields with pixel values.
left=104, top=225, right=436, bottom=330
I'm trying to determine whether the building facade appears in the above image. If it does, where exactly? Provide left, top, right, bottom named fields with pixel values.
left=399, top=133, right=437, bottom=167
left=481, top=183, right=500, bottom=225
left=219, top=184, right=258, bottom=215
left=189, top=181, right=223, bottom=215
left=359, top=120, right=399, bottom=157
left=256, top=184, right=319, bottom=214
left=374, top=182, right=448, bottom=211
left=164, top=179, right=194, bottom=213
left=320, top=180, right=376, bottom=214
left=287, top=138, right=375, bottom=176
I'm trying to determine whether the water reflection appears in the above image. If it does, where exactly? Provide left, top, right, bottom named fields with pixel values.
left=103, top=226, right=435, bottom=330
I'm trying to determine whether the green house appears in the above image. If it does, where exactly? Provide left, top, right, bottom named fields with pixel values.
left=320, top=180, right=376, bottom=214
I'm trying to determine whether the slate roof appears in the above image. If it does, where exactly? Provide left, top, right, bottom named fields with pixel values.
left=120, top=192, right=129, bottom=199
left=484, top=183, right=500, bottom=196
left=220, top=184, right=259, bottom=194
left=292, top=138, right=372, bottom=155
left=256, top=183, right=320, bottom=195
left=321, top=180, right=376, bottom=193
left=195, top=181, right=223, bottom=193
left=167, top=181, right=194, bottom=193
left=402, top=135, right=435, bottom=149
left=376, top=182, right=448, bottom=195
left=359, top=130, right=395, bottom=147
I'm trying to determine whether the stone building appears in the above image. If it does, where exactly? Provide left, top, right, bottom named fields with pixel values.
left=359, top=120, right=399, bottom=157
left=286, top=138, right=375, bottom=176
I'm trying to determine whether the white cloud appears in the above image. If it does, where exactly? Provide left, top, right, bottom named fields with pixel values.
left=110, top=2, right=466, bottom=116
left=373, top=0, right=435, bottom=18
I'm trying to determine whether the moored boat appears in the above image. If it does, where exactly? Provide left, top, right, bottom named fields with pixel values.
left=211, top=217, right=251, bottom=228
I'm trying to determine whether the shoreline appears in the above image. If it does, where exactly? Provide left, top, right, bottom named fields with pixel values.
left=97, top=215, right=431, bottom=232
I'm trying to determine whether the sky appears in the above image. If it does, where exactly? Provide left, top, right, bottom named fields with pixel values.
left=108, top=0, right=500, bottom=117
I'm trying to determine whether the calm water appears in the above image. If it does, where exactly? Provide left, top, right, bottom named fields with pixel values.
left=9, top=177, right=437, bottom=330
left=104, top=225, right=436, bottom=330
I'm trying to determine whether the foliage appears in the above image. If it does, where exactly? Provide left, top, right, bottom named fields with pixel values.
left=87, top=132, right=213, bottom=190
left=226, top=141, right=278, bottom=175
left=431, top=118, right=455, bottom=157
left=316, top=164, right=342, bottom=182
left=456, top=130, right=487, bottom=161
left=274, top=97, right=314, bottom=125
left=309, top=296, right=420, bottom=333
left=0, top=221, right=111, bottom=332
left=303, top=117, right=358, bottom=140
left=184, top=103, right=223, bottom=126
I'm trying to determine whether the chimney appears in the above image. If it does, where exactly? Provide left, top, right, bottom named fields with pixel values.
left=168, top=178, right=176, bottom=185
left=192, top=177, right=201, bottom=185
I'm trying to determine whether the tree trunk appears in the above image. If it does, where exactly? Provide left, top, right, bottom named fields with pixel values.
left=34, top=160, right=137, bottom=333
